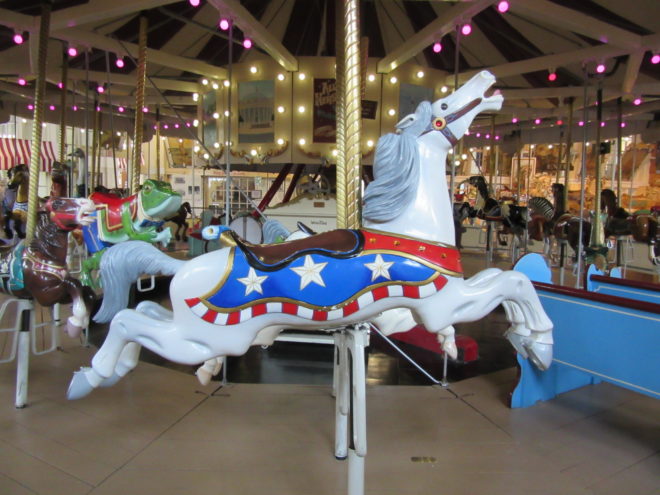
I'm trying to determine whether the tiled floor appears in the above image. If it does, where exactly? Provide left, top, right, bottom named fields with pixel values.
left=0, top=248, right=658, bottom=495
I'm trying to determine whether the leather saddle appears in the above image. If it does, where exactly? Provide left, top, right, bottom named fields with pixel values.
left=231, top=229, right=364, bottom=271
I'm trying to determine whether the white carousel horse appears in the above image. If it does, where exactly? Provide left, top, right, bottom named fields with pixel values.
left=67, top=70, right=553, bottom=399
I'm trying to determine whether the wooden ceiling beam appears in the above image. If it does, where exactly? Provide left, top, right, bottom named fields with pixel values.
left=49, top=0, right=181, bottom=30
left=376, top=0, right=491, bottom=73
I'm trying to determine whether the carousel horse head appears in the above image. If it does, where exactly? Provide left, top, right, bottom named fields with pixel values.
left=44, top=197, right=96, bottom=231
left=7, top=164, right=29, bottom=189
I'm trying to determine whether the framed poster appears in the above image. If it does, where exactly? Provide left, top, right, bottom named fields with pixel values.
left=313, top=78, right=337, bottom=143
left=238, top=80, right=274, bottom=143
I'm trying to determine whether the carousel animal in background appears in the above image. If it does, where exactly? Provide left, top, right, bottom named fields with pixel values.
left=68, top=148, right=88, bottom=198
left=2, top=177, right=17, bottom=240
left=467, top=175, right=528, bottom=246
left=6, top=164, right=29, bottom=239
left=0, top=197, right=96, bottom=337
left=50, top=161, right=70, bottom=198
left=452, top=201, right=474, bottom=249
left=600, top=189, right=632, bottom=238
left=630, top=208, right=659, bottom=267
left=80, top=179, right=182, bottom=287
left=165, top=201, right=192, bottom=242
left=527, top=183, right=566, bottom=243
left=66, top=71, right=553, bottom=400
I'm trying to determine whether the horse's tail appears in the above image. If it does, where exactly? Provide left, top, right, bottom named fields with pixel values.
left=93, top=241, right=185, bottom=323
left=262, top=219, right=291, bottom=244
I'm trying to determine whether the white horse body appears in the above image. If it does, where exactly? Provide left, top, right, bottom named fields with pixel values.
left=68, top=70, right=553, bottom=399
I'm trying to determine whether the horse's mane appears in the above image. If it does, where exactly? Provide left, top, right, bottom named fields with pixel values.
left=362, top=102, right=431, bottom=222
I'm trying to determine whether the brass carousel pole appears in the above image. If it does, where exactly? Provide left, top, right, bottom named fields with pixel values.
left=91, top=99, right=100, bottom=190
left=334, top=0, right=347, bottom=229
left=25, top=1, right=52, bottom=243
left=342, top=0, right=362, bottom=229
left=58, top=44, right=67, bottom=163
left=131, top=14, right=148, bottom=194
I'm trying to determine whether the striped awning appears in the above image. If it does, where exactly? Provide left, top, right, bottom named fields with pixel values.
left=0, top=138, right=57, bottom=172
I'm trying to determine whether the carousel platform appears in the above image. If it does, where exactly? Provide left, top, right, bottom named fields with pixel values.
left=0, top=333, right=657, bottom=495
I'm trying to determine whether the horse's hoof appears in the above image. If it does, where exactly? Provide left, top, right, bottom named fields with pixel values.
left=98, top=373, right=122, bottom=388
left=65, top=321, right=83, bottom=338
left=442, top=340, right=458, bottom=360
left=526, top=342, right=553, bottom=371
left=196, top=368, right=212, bottom=386
left=67, top=368, right=95, bottom=400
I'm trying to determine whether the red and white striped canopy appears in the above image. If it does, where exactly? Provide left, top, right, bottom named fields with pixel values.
left=0, top=138, right=57, bottom=172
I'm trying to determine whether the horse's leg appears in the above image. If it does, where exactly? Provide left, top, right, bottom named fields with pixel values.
left=60, top=278, right=90, bottom=338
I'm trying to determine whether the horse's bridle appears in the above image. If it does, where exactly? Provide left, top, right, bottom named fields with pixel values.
left=422, top=97, right=482, bottom=146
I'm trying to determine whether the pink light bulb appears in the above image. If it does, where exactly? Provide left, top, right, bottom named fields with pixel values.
left=115, top=57, right=125, bottom=68
left=163, top=124, right=169, bottom=129
left=186, top=122, right=191, bottom=127
left=633, top=97, right=642, bottom=106
left=97, top=85, right=105, bottom=94
left=67, top=46, right=78, bottom=57
left=189, top=0, right=200, bottom=6
left=651, top=54, right=660, bottom=64
left=17, top=77, right=26, bottom=86
left=620, top=122, right=627, bottom=128
left=596, top=63, right=606, bottom=74
left=497, top=1, right=509, bottom=13
left=49, top=105, right=55, bottom=111
left=548, top=72, right=557, bottom=82
left=600, top=122, right=605, bottom=127
left=219, top=18, right=230, bottom=31
left=485, top=133, right=491, bottom=139
left=476, top=132, right=481, bottom=138
left=243, top=38, right=252, bottom=49
left=556, top=119, right=563, bottom=125
left=96, top=105, right=101, bottom=111
left=174, top=123, right=180, bottom=128
left=511, top=117, right=518, bottom=123
left=461, top=23, right=472, bottom=36
left=534, top=118, right=541, bottom=125
left=72, top=105, right=78, bottom=111
left=495, top=135, right=500, bottom=141
left=432, top=42, right=442, bottom=53
left=13, top=33, right=24, bottom=45
left=118, top=106, right=125, bottom=113
left=578, top=121, right=584, bottom=126
left=142, top=106, right=149, bottom=113
left=153, top=125, right=158, bottom=130
left=57, top=81, right=63, bottom=89
left=465, top=130, right=470, bottom=136
left=27, top=104, right=34, bottom=110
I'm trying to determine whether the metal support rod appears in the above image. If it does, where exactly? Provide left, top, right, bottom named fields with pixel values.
left=628, top=133, right=637, bottom=211
left=563, top=98, right=573, bottom=210
left=575, top=69, right=589, bottom=288
left=131, top=15, right=148, bottom=194
left=25, top=1, right=52, bottom=243
left=155, top=107, right=161, bottom=181
left=589, top=82, right=605, bottom=250
left=225, top=22, right=233, bottom=225
left=449, top=25, right=461, bottom=201
left=91, top=99, right=99, bottom=190
left=15, top=308, right=31, bottom=409
left=616, top=97, right=622, bottom=200
left=104, top=50, right=119, bottom=189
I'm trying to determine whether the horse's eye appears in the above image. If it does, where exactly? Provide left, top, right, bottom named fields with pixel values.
left=441, top=103, right=448, bottom=111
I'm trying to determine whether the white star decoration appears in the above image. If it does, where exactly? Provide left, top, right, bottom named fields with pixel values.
left=291, top=255, right=327, bottom=290
left=364, top=254, right=394, bottom=281
left=237, top=267, right=268, bottom=296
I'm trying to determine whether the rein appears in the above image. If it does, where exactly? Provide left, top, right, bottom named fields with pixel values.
left=421, top=97, right=482, bottom=146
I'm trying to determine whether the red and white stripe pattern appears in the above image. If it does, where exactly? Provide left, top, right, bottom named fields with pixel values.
left=185, top=275, right=447, bottom=326
left=0, top=138, right=57, bottom=172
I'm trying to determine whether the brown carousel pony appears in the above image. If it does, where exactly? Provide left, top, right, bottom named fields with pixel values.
left=630, top=206, right=659, bottom=267
left=165, top=201, right=192, bottom=241
left=4, top=164, right=29, bottom=239
left=0, top=197, right=96, bottom=337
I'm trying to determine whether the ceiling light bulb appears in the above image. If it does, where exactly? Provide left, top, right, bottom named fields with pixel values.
left=432, top=42, right=442, bottom=53
left=548, top=71, right=557, bottom=82
left=416, top=70, right=424, bottom=78
left=212, top=112, right=220, bottom=119
left=277, top=106, right=284, bottom=113
left=511, top=117, right=518, bottom=123
left=17, top=77, right=26, bottom=86
left=224, top=110, right=230, bottom=116
left=299, top=138, right=306, bottom=146
left=189, top=0, right=200, bottom=6
left=13, top=32, right=24, bottom=45
left=441, top=86, right=448, bottom=93
left=461, top=23, right=472, bottom=36
left=651, top=54, right=660, bottom=64
left=534, top=118, right=541, bottom=125
left=633, top=97, right=642, bottom=105
left=219, top=18, right=229, bottom=31
left=368, top=74, right=375, bottom=82
left=596, top=63, right=606, bottom=74
left=212, top=82, right=219, bottom=90
left=243, top=38, right=252, bottom=49
left=277, top=138, right=284, bottom=145
left=118, top=106, right=125, bottom=113
left=497, top=1, right=509, bottom=13
left=388, top=109, right=395, bottom=116
left=67, top=46, right=78, bottom=57
left=250, top=66, right=257, bottom=74
left=277, top=73, right=285, bottom=81
left=367, top=139, right=374, bottom=147
left=298, top=73, right=306, bottom=81
left=298, top=105, right=305, bottom=113
left=389, top=76, right=397, bottom=84
left=115, top=56, right=125, bottom=68
left=201, top=78, right=208, bottom=85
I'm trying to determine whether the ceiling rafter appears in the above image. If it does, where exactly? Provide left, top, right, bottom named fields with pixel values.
left=376, top=0, right=491, bottom=73
left=509, top=0, right=643, bottom=50
left=209, top=0, right=298, bottom=71
left=0, top=7, right=227, bottom=80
